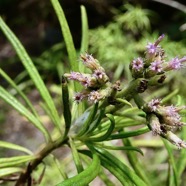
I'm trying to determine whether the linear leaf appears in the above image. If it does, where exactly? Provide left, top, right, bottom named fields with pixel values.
left=0, top=155, right=35, bottom=168
left=62, top=76, right=71, bottom=137
left=109, top=126, right=149, bottom=140
left=163, top=139, right=179, bottom=186
left=0, top=140, right=33, bottom=155
left=0, top=17, right=61, bottom=135
left=80, top=5, right=89, bottom=54
left=89, top=114, right=115, bottom=142
left=0, top=167, right=23, bottom=177
left=56, top=152, right=100, bottom=186
left=0, top=86, right=51, bottom=141
left=0, top=68, right=38, bottom=117
left=69, top=138, right=84, bottom=173
left=96, top=148, right=148, bottom=186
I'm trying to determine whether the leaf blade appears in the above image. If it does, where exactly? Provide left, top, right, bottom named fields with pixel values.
left=0, top=17, right=61, bottom=135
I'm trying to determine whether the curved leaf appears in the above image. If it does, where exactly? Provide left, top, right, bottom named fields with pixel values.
left=89, top=114, right=115, bottom=142
left=77, top=103, right=99, bottom=137
left=0, top=86, right=51, bottom=141
left=0, top=167, right=23, bottom=177
left=109, top=126, right=149, bottom=140
left=96, top=148, right=148, bottom=186
left=56, top=153, right=100, bottom=186
left=0, top=155, right=35, bottom=168
left=0, top=17, right=61, bottom=135
left=0, top=141, right=33, bottom=155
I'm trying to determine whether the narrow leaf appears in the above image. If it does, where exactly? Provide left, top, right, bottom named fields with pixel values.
left=50, top=0, right=80, bottom=92
left=89, top=114, right=115, bottom=142
left=0, top=140, right=33, bottom=155
left=0, top=156, right=35, bottom=168
left=77, top=103, right=99, bottom=137
left=122, top=137, right=150, bottom=185
left=80, top=5, right=89, bottom=54
left=96, top=148, right=148, bottom=186
left=69, top=138, right=84, bottom=173
left=56, top=152, right=100, bottom=186
left=0, top=86, right=51, bottom=141
left=0, top=68, right=38, bottom=118
left=109, top=126, right=149, bottom=140
left=62, top=76, right=71, bottom=137
left=0, top=17, right=61, bottom=135
left=97, top=144, right=143, bottom=155
left=163, top=139, right=179, bottom=186
left=0, top=167, right=23, bottom=177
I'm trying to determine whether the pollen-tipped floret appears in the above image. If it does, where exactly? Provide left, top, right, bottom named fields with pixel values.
left=147, top=98, right=186, bottom=148
left=65, top=53, right=118, bottom=103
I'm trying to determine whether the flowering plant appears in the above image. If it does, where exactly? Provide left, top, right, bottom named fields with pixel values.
left=0, top=1, right=186, bottom=186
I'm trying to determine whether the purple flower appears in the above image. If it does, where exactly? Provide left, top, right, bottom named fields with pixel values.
left=88, top=91, right=102, bottom=103
left=73, top=92, right=87, bottom=103
left=164, top=56, right=186, bottom=71
left=148, top=99, right=161, bottom=112
left=66, top=71, right=82, bottom=80
left=131, top=57, right=144, bottom=71
left=169, top=57, right=182, bottom=69
left=80, top=53, right=101, bottom=71
left=149, top=60, right=163, bottom=73
left=146, top=43, right=158, bottom=55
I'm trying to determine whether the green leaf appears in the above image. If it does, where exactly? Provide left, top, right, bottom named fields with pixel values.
left=80, top=5, right=89, bottom=54
left=99, top=153, right=134, bottom=186
left=88, top=114, right=115, bottom=142
left=96, top=144, right=143, bottom=155
left=77, top=103, right=99, bottom=137
left=96, top=148, right=148, bottom=186
left=0, top=140, right=33, bottom=155
left=116, top=98, right=133, bottom=107
left=122, top=137, right=150, bottom=185
left=86, top=108, right=105, bottom=134
left=0, top=17, right=61, bottom=135
left=0, top=68, right=38, bottom=118
left=0, top=167, right=23, bottom=177
left=0, top=86, right=51, bottom=141
left=69, top=138, right=84, bottom=173
left=50, top=0, right=80, bottom=92
left=163, top=139, right=179, bottom=186
left=109, top=126, right=149, bottom=140
left=62, top=76, right=71, bottom=137
left=0, top=155, right=35, bottom=168
left=56, top=152, right=100, bottom=186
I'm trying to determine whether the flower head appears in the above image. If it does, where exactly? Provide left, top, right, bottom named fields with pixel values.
left=147, top=99, right=161, bottom=112
left=80, top=53, right=102, bottom=71
left=131, top=57, right=144, bottom=71
left=145, top=34, right=165, bottom=61
left=88, top=91, right=102, bottom=103
left=163, top=56, right=186, bottom=71
left=73, top=92, right=88, bottom=103
left=146, top=43, right=158, bottom=55
left=149, top=60, right=163, bottom=73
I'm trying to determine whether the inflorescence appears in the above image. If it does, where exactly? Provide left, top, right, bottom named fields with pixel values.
left=65, top=34, right=186, bottom=148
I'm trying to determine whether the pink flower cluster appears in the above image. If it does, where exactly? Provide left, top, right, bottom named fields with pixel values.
left=147, top=99, right=186, bottom=148
left=64, top=53, right=113, bottom=103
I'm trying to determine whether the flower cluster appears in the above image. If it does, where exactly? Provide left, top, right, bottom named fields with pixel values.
left=147, top=99, right=186, bottom=148
left=64, top=53, right=118, bottom=103
left=130, top=34, right=186, bottom=79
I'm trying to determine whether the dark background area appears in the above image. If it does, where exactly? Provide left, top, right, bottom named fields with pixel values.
left=0, top=0, right=186, bottom=55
